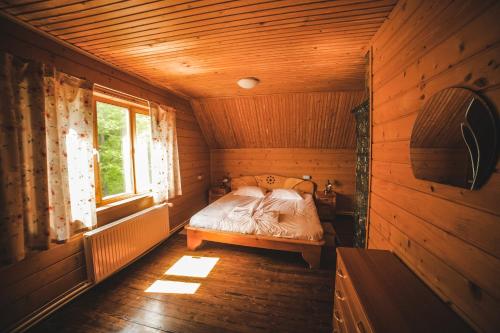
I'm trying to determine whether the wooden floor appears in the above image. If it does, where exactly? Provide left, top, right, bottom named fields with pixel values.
left=29, top=234, right=334, bottom=333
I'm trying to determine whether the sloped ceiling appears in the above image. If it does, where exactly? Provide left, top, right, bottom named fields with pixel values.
left=0, top=0, right=396, bottom=98
left=192, top=91, right=367, bottom=149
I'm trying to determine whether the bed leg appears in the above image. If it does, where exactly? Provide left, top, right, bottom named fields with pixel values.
left=187, top=230, right=204, bottom=251
left=302, top=247, right=321, bottom=269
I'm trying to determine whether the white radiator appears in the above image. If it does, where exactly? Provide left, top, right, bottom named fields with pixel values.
left=84, top=204, right=169, bottom=283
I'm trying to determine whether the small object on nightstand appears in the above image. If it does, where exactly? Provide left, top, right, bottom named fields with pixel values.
left=315, top=190, right=336, bottom=221
left=209, top=187, right=229, bottom=204
left=324, top=179, right=334, bottom=194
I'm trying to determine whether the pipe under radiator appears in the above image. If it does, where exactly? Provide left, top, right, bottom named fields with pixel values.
left=84, top=203, right=169, bottom=283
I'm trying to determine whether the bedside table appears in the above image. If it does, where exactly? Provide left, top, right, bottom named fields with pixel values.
left=315, top=190, right=336, bottom=221
left=209, top=187, right=229, bottom=204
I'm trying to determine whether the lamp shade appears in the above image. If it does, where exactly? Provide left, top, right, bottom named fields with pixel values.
left=237, top=77, right=260, bottom=89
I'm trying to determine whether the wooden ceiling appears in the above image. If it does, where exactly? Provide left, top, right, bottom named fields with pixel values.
left=192, top=91, right=367, bottom=148
left=0, top=0, right=396, bottom=98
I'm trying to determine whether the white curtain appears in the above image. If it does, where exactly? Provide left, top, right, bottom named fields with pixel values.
left=45, top=69, right=97, bottom=241
left=150, top=102, right=182, bottom=204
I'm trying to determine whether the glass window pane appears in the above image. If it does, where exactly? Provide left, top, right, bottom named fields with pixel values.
left=96, top=101, right=133, bottom=198
left=134, top=113, right=152, bottom=193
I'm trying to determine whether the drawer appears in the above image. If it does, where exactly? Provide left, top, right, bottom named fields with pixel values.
left=333, top=301, right=348, bottom=333
left=334, top=278, right=357, bottom=333
left=335, top=255, right=349, bottom=283
left=333, top=311, right=341, bottom=333
left=336, top=256, right=373, bottom=333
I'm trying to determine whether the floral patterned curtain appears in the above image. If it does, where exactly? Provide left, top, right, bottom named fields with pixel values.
left=0, top=51, right=97, bottom=265
left=45, top=70, right=97, bottom=241
left=0, top=52, right=50, bottom=264
left=150, top=102, right=182, bottom=204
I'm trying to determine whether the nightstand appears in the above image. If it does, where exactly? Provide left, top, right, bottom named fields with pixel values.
left=209, top=187, right=229, bottom=204
left=315, top=190, right=336, bottom=221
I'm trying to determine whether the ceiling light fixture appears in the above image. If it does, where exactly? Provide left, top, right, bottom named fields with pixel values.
left=237, top=77, right=260, bottom=89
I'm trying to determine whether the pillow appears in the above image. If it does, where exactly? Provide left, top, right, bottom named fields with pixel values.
left=232, top=186, right=266, bottom=198
left=270, top=188, right=303, bottom=200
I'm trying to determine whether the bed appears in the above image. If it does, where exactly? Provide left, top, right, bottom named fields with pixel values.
left=185, top=174, right=326, bottom=268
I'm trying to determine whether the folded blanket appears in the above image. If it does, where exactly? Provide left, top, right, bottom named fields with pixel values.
left=254, top=209, right=280, bottom=225
left=254, top=209, right=287, bottom=237
left=221, top=206, right=257, bottom=234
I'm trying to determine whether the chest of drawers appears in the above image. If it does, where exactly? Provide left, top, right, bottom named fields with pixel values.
left=333, top=248, right=472, bottom=333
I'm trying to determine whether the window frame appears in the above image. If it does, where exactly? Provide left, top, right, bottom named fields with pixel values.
left=93, top=94, right=151, bottom=207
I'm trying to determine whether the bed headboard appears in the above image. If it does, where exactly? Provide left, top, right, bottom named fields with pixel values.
left=230, top=175, right=315, bottom=194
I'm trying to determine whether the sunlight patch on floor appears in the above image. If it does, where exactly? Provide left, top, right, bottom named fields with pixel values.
left=145, top=256, right=219, bottom=294
left=145, top=280, right=200, bottom=294
left=165, top=255, right=219, bottom=278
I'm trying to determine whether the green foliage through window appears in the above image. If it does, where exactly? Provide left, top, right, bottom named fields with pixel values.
left=96, top=101, right=132, bottom=197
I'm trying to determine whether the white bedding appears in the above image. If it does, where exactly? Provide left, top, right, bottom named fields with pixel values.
left=189, top=192, right=323, bottom=241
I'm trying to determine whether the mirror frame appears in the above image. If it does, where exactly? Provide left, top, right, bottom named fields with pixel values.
left=410, top=87, right=498, bottom=190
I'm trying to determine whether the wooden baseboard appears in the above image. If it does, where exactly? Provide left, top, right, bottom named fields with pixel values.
left=171, top=219, right=190, bottom=235
left=9, top=281, right=92, bottom=333
left=9, top=218, right=191, bottom=333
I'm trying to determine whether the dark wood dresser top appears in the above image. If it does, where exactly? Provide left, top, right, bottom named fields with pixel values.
left=336, top=247, right=473, bottom=333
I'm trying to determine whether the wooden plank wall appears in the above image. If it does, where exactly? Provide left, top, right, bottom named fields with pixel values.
left=211, top=148, right=355, bottom=212
left=193, top=92, right=366, bottom=213
left=173, top=110, right=211, bottom=229
left=0, top=238, right=86, bottom=330
left=368, top=0, right=500, bottom=332
left=0, top=16, right=209, bottom=331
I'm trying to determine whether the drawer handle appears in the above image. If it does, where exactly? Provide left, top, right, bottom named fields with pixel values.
left=336, top=268, right=346, bottom=279
left=356, top=321, right=366, bottom=333
left=335, top=290, right=346, bottom=301
left=333, top=311, right=343, bottom=323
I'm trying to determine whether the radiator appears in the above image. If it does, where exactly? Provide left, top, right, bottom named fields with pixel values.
left=84, top=204, right=169, bottom=283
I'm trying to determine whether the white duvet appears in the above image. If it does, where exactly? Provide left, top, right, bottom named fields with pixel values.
left=189, top=192, right=323, bottom=241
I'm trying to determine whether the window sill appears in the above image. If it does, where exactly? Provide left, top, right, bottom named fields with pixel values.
left=96, top=194, right=154, bottom=227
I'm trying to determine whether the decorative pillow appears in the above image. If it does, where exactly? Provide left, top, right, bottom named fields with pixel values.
left=269, top=188, right=303, bottom=200
left=232, top=186, right=267, bottom=198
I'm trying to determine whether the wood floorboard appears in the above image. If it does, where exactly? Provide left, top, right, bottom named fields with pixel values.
left=28, top=234, right=334, bottom=333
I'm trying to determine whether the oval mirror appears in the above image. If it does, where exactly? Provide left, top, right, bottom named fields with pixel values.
left=410, top=87, right=498, bottom=190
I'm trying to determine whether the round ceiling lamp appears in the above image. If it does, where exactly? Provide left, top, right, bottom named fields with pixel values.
left=237, top=77, right=260, bottom=89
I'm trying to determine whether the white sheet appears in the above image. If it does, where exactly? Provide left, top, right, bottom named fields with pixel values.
left=189, top=192, right=323, bottom=241
left=189, top=193, right=261, bottom=234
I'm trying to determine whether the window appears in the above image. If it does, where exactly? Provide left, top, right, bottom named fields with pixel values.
left=93, top=91, right=152, bottom=205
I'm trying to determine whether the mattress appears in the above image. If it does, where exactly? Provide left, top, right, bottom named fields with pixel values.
left=189, top=192, right=323, bottom=241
